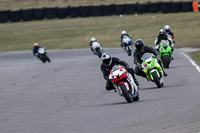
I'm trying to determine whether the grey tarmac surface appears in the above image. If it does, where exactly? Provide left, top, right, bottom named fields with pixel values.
left=0, top=48, right=200, bottom=133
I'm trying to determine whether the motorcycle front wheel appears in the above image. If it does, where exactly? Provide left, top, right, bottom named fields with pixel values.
left=163, top=55, right=170, bottom=68
left=95, top=48, right=102, bottom=58
left=45, top=56, right=51, bottom=63
left=126, top=46, right=132, bottom=56
left=119, top=83, right=133, bottom=103
left=151, top=71, right=162, bottom=88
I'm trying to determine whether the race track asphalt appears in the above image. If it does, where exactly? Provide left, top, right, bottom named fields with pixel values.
left=0, top=48, right=200, bottom=133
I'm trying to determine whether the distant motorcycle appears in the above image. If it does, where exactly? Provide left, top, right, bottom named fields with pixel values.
left=141, top=53, right=164, bottom=88
left=159, top=40, right=173, bottom=68
left=37, top=47, right=51, bottom=63
left=109, top=65, right=139, bottom=103
left=91, top=42, right=103, bottom=58
left=122, top=36, right=133, bottom=56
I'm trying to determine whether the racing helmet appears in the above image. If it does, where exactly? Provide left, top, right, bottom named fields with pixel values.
left=134, top=39, right=144, bottom=51
left=34, top=43, right=38, bottom=47
left=164, top=25, right=170, bottom=32
left=159, top=29, right=165, bottom=37
left=121, top=31, right=126, bottom=35
left=101, top=53, right=112, bottom=66
left=90, top=37, right=96, bottom=42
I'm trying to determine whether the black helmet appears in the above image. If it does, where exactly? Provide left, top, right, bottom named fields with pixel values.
left=135, top=39, right=144, bottom=51
left=101, top=53, right=112, bottom=66
left=159, top=29, right=165, bottom=36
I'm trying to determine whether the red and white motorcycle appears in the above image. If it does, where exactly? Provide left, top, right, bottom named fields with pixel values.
left=109, top=65, right=139, bottom=103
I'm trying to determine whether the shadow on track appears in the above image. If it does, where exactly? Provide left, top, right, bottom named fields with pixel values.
left=140, top=85, right=174, bottom=90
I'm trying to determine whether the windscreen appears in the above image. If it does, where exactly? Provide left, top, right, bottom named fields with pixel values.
left=141, top=53, right=153, bottom=61
left=111, top=65, right=120, bottom=72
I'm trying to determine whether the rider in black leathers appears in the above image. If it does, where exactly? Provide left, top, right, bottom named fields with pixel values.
left=164, top=25, right=176, bottom=44
left=100, top=52, right=139, bottom=91
left=133, top=39, right=167, bottom=80
left=154, top=29, right=173, bottom=51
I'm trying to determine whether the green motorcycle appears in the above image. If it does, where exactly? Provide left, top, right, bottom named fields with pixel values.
left=141, top=53, right=164, bottom=88
left=159, top=40, right=172, bottom=68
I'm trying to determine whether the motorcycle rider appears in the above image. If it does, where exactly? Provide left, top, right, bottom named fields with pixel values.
left=101, top=52, right=139, bottom=91
left=89, top=37, right=98, bottom=52
left=33, top=43, right=42, bottom=57
left=133, top=39, right=167, bottom=80
left=154, top=29, right=173, bottom=51
left=164, top=25, right=176, bottom=44
left=120, top=31, right=132, bottom=47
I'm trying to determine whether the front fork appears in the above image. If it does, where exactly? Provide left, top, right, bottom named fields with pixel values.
left=113, top=73, right=138, bottom=96
left=143, top=63, right=163, bottom=80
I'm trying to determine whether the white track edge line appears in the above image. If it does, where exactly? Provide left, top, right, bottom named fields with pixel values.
left=182, top=52, right=200, bottom=73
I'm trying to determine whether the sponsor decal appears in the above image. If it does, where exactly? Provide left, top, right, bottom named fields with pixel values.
left=144, top=64, right=147, bottom=67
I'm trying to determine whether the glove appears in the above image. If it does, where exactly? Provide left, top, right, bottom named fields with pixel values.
left=136, top=63, right=141, bottom=68
left=126, top=67, right=132, bottom=72
left=156, top=55, right=160, bottom=60
left=171, top=43, right=175, bottom=48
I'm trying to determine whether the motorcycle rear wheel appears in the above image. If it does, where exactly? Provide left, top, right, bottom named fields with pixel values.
left=133, top=91, right=140, bottom=101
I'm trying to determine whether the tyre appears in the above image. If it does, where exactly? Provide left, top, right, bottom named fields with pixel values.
left=42, top=59, right=46, bottom=63
left=126, top=46, right=132, bottom=56
left=95, top=48, right=102, bottom=58
left=151, top=71, right=162, bottom=88
left=133, top=91, right=140, bottom=101
left=119, top=83, right=133, bottom=103
left=163, top=55, right=170, bottom=68
left=45, top=56, right=51, bottom=63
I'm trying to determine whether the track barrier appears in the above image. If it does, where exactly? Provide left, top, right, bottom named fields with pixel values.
left=0, top=1, right=196, bottom=23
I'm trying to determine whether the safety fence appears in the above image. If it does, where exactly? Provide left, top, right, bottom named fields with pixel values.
left=0, top=1, right=195, bottom=23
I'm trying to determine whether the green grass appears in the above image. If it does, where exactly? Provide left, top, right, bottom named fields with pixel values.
left=190, top=50, right=200, bottom=66
left=0, top=12, right=200, bottom=52
left=0, top=0, right=192, bottom=10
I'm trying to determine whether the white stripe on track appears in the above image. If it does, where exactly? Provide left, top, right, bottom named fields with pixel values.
left=182, top=52, right=200, bottom=73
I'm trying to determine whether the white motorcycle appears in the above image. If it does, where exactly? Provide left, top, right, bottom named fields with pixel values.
left=109, top=65, right=139, bottom=103
left=37, top=47, right=51, bottom=63
left=91, top=42, right=103, bottom=58
left=122, top=36, right=133, bottom=56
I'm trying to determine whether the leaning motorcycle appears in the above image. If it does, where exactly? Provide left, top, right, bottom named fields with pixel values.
left=141, top=53, right=164, bottom=88
left=122, top=36, right=133, bottom=56
left=159, top=40, right=172, bottom=68
left=91, top=42, right=103, bottom=58
left=37, top=47, right=51, bottom=63
left=109, top=65, right=139, bottom=103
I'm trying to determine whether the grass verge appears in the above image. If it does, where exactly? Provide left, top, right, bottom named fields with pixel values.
left=189, top=50, right=200, bottom=66
left=0, top=12, right=200, bottom=52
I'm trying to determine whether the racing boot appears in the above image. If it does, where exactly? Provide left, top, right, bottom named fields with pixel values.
left=163, top=70, right=168, bottom=77
left=133, top=75, right=140, bottom=86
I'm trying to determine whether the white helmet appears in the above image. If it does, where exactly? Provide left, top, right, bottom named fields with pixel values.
left=101, top=53, right=112, bottom=66
left=90, top=37, right=96, bottom=41
left=164, top=25, right=170, bottom=32
left=121, top=31, right=126, bottom=35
